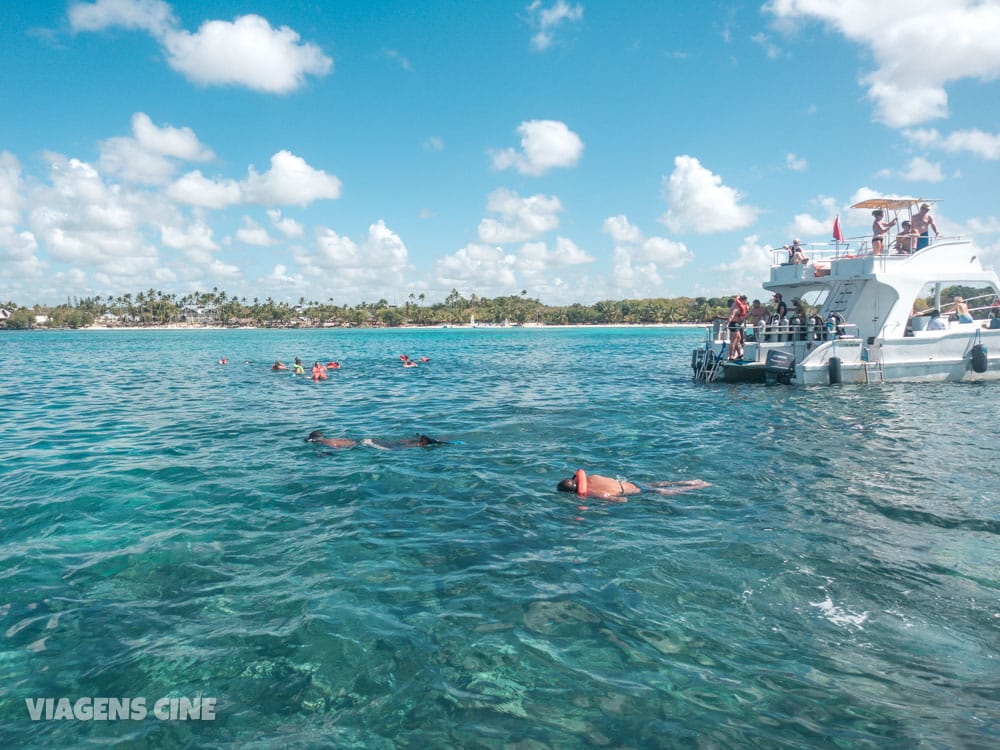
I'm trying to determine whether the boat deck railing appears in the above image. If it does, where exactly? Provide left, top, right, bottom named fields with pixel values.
left=770, top=234, right=963, bottom=268
left=708, top=318, right=859, bottom=346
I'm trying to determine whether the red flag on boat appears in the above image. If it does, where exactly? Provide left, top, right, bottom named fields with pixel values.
left=832, top=214, right=845, bottom=242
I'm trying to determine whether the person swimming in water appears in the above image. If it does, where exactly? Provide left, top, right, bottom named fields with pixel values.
left=305, top=430, right=357, bottom=449
left=557, top=469, right=710, bottom=501
left=306, top=431, right=447, bottom=450
left=361, top=434, right=447, bottom=450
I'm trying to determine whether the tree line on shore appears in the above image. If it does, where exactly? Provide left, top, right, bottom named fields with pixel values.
left=1, top=288, right=739, bottom=329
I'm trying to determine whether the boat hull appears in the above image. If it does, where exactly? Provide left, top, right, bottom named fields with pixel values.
left=696, top=331, right=1000, bottom=386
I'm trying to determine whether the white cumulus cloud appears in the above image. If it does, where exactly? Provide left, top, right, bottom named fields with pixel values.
left=491, top=120, right=584, bottom=176
left=99, top=112, right=214, bottom=185
left=162, top=15, right=332, bottom=94
left=904, top=127, right=1000, bottom=159
left=69, top=2, right=332, bottom=93
left=0, top=151, right=25, bottom=225
left=764, top=0, right=1000, bottom=128
left=527, top=0, right=583, bottom=51
left=659, top=156, right=757, bottom=234
left=235, top=216, right=273, bottom=246
left=243, top=150, right=342, bottom=207
left=167, top=170, right=242, bottom=209
left=69, top=0, right=175, bottom=36
left=435, top=243, right=518, bottom=289
left=477, top=188, right=562, bottom=244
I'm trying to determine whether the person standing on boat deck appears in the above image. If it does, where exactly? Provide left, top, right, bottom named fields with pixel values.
left=747, top=299, right=769, bottom=341
left=790, top=298, right=808, bottom=340
left=748, top=299, right=769, bottom=326
left=910, top=203, right=940, bottom=250
left=772, top=292, right=788, bottom=319
left=766, top=292, right=788, bottom=342
left=894, top=221, right=917, bottom=254
left=726, top=295, right=748, bottom=360
left=871, top=209, right=897, bottom=255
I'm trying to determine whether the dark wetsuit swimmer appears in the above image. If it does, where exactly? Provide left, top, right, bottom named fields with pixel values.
left=362, top=435, right=447, bottom=450
left=306, top=431, right=447, bottom=451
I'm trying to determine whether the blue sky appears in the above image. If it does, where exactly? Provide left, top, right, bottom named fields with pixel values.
left=2, top=0, right=1000, bottom=306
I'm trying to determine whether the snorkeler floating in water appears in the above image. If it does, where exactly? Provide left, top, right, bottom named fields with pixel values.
left=557, top=469, right=710, bottom=501
left=305, top=430, right=447, bottom=450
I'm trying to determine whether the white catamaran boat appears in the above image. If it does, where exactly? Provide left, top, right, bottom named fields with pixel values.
left=692, top=198, right=1000, bottom=385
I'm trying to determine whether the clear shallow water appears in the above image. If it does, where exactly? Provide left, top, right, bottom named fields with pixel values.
left=1, top=327, right=998, bottom=749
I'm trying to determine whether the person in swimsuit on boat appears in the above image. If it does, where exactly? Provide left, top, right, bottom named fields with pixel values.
left=556, top=469, right=710, bottom=502
left=726, top=295, right=748, bottom=360
left=952, top=296, right=974, bottom=323
left=910, top=203, right=939, bottom=250
left=893, top=221, right=917, bottom=254
left=871, top=209, right=897, bottom=255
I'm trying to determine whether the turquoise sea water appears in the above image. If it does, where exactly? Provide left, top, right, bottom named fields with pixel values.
left=1, top=326, right=998, bottom=749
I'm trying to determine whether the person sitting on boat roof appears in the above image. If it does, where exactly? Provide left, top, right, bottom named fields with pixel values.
left=783, top=239, right=808, bottom=264
left=910, top=203, right=940, bottom=250
left=557, top=469, right=710, bottom=501
left=894, top=220, right=917, bottom=254
left=871, top=209, right=897, bottom=255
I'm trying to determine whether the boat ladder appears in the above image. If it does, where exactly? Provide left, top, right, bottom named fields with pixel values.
left=863, top=360, right=885, bottom=383
left=694, top=346, right=725, bottom=382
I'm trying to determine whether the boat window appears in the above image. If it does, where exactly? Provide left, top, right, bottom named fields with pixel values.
left=916, top=282, right=998, bottom=317
left=800, top=290, right=828, bottom=307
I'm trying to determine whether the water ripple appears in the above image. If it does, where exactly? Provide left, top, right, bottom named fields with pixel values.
left=1, top=328, right=998, bottom=748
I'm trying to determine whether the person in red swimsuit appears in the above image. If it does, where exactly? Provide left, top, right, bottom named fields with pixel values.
left=557, top=469, right=710, bottom=501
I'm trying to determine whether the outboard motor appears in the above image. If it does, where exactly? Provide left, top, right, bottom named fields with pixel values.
left=764, top=349, right=796, bottom=385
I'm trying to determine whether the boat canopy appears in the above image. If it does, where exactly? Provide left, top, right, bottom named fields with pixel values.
left=850, top=197, right=937, bottom=210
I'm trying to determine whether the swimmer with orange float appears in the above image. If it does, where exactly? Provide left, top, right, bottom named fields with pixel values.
left=557, top=469, right=710, bottom=502
left=311, top=361, right=328, bottom=381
